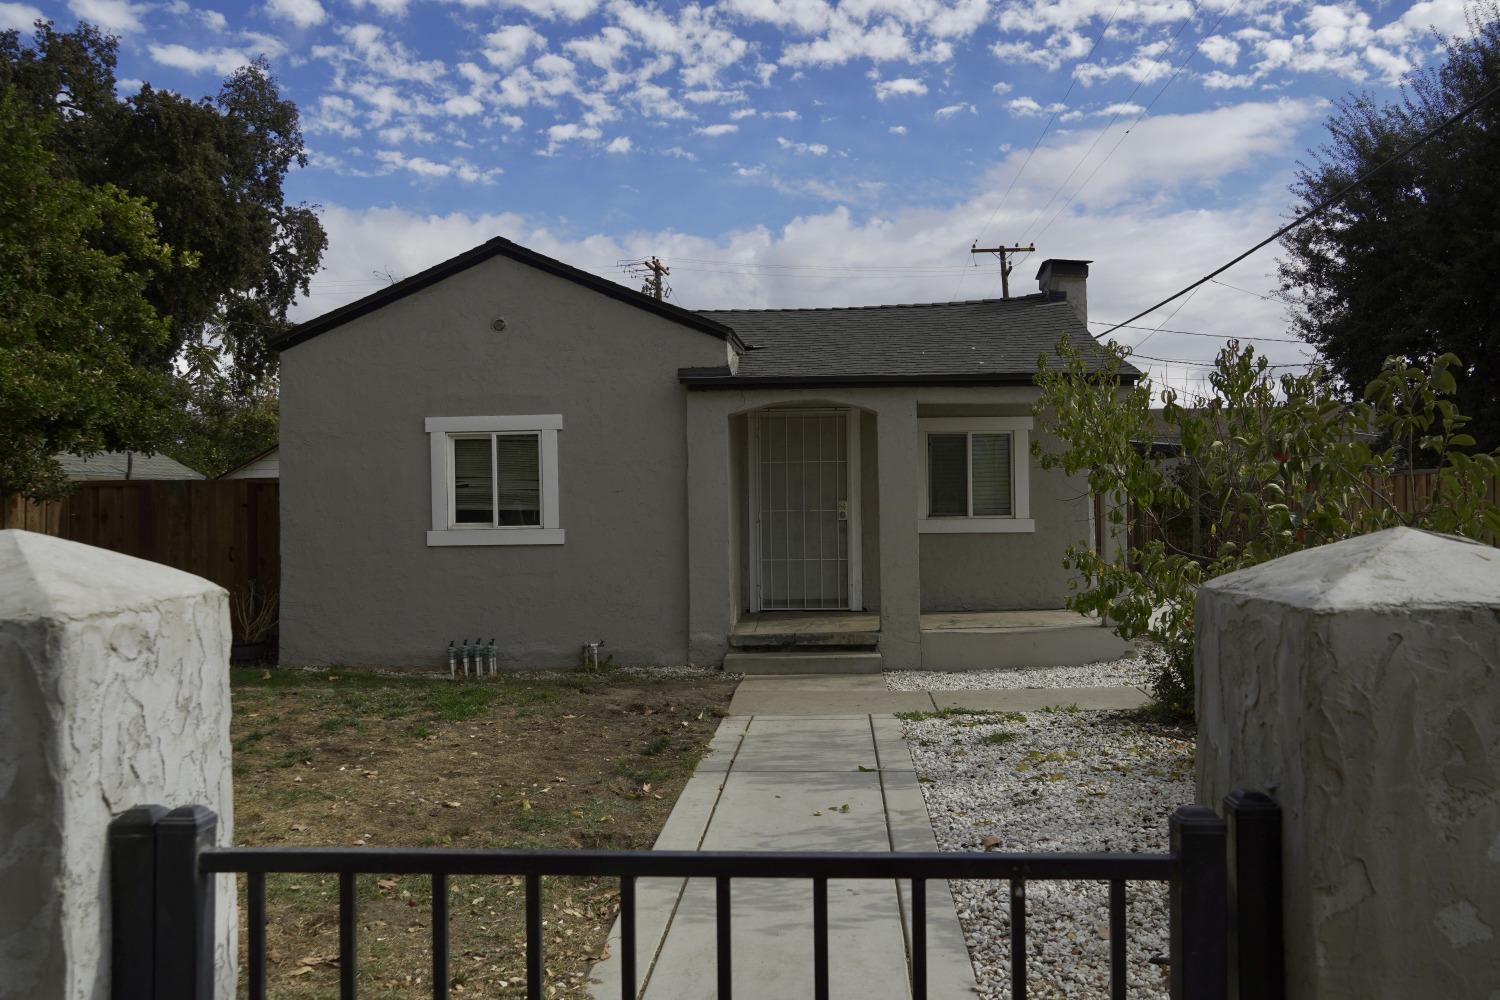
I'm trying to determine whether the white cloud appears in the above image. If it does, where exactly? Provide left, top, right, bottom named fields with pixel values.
left=376, top=149, right=501, bottom=182
left=888, top=124, right=907, bottom=134
left=873, top=76, right=926, bottom=100
left=148, top=43, right=251, bottom=74
left=66, top=0, right=144, bottom=33
left=696, top=123, right=740, bottom=136
left=991, top=80, right=1013, bottom=94
left=685, top=88, right=748, bottom=104
left=730, top=107, right=759, bottom=119
left=265, top=0, right=324, bottom=27
left=662, top=145, right=697, bottom=159
left=484, top=25, right=547, bottom=69
left=605, top=135, right=634, bottom=152
left=1199, top=34, right=1240, bottom=65
left=0, top=0, right=42, bottom=27
left=351, top=0, right=410, bottom=14
left=500, top=0, right=600, bottom=20
left=1006, top=95, right=1065, bottom=116
left=783, top=15, right=912, bottom=66
left=777, top=135, right=828, bottom=155
left=934, top=101, right=974, bottom=119
left=543, top=121, right=602, bottom=153
left=764, top=109, right=800, bottom=119
left=443, top=95, right=485, bottom=116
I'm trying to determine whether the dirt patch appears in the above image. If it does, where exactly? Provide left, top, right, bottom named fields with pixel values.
left=231, top=666, right=737, bottom=998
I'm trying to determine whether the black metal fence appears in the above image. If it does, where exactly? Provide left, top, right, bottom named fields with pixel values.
left=108, top=792, right=1282, bottom=1000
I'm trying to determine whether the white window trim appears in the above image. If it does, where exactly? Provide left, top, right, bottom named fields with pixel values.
left=918, top=416, right=1034, bottom=534
left=425, top=415, right=564, bottom=546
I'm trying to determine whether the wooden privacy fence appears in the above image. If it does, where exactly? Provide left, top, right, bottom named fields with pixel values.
left=1, top=480, right=279, bottom=640
left=1127, top=469, right=1500, bottom=555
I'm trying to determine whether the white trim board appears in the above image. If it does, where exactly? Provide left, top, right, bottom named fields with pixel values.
left=917, top=416, right=1033, bottom=532
left=426, top=416, right=564, bottom=546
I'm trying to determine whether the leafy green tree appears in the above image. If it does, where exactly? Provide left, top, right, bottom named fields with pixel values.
left=0, top=87, right=192, bottom=500
left=1035, top=337, right=1500, bottom=718
left=171, top=382, right=279, bottom=479
left=1, top=20, right=325, bottom=456
left=1279, top=3, right=1500, bottom=448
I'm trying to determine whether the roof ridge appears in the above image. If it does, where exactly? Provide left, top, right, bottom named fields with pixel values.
left=696, top=292, right=1055, bottom=314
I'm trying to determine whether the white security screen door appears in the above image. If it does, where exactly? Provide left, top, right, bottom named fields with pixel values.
left=750, top=409, right=859, bottom=611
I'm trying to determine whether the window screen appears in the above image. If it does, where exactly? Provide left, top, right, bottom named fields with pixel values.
left=452, top=437, right=494, bottom=524
left=971, top=433, right=1013, bottom=516
left=495, top=434, right=541, bottom=526
left=927, top=434, right=969, bottom=517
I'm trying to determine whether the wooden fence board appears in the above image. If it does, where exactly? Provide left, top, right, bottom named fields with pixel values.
left=0, top=480, right=280, bottom=639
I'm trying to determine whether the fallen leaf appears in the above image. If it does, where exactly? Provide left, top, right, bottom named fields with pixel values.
left=377, top=879, right=398, bottom=891
left=289, top=967, right=312, bottom=978
left=981, top=836, right=1003, bottom=851
left=443, top=801, right=462, bottom=809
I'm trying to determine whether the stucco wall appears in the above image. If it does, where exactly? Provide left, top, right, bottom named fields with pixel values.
left=0, top=531, right=236, bottom=1000
left=1196, top=528, right=1500, bottom=999
left=279, top=254, right=729, bottom=669
left=917, top=412, right=1089, bottom=612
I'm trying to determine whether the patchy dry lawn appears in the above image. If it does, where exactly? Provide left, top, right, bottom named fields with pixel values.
left=230, top=666, right=737, bottom=998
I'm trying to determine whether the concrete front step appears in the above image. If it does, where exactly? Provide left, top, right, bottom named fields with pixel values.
left=727, top=631, right=880, bottom=651
left=723, top=649, right=885, bottom=675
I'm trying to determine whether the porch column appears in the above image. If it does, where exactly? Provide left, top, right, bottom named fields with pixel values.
left=875, top=394, right=922, bottom=668
left=685, top=393, right=735, bottom=666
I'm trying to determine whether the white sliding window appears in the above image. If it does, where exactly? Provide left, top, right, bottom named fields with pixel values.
left=919, top=417, right=1033, bottom=533
left=426, top=416, right=562, bottom=546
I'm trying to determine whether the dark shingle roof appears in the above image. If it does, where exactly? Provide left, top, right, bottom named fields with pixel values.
left=681, top=293, right=1137, bottom=387
left=56, top=452, right=204, bottom=480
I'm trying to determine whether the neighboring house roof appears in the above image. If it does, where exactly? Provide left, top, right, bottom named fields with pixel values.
left=219, top=445, right=279, bottom=480
left=57, top=452, right=204, bottom=480
left=271, top=236, right=742, bottom=352
left=680, top=294, right=1139, bottom=388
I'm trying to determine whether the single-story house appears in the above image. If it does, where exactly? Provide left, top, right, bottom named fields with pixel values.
left=219, top=445, right=279, bottom=480
left=275, top=237, right=1138, bottom=672
left=56, top=451, right=204, bottom=481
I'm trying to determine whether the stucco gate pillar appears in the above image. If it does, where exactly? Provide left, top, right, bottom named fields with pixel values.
left=0, top=530, right=236, bottom=1000
left=1195, top=527, right=1500, bottom=1000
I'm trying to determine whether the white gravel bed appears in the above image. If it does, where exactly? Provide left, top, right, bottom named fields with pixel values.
left=887, top=652, right=1157, bottom=691
left=903, top=707, right=1194, bottom=999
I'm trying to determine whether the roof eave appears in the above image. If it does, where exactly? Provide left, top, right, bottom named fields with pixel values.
left=680, top=368, right=1141, bottom=389
left=272, top=237, right=742, bottom=352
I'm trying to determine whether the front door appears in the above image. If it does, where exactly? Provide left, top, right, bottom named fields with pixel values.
left=750, top=409, right=859, bottom=611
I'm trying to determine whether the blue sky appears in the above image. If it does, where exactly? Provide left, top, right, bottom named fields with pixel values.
left=4, top=0, right=1474, bottom=389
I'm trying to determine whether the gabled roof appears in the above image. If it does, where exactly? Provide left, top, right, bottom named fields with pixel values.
left=271, top=236, right=742, bottom=352
left=679, top=293, right=1138, bottom=388
left=56, top=452, right=204, bottom=480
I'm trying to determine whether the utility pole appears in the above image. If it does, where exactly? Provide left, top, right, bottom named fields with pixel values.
left=969, top=242, right=1035, bottom=299
left=642, top=256, right=670, bottom=300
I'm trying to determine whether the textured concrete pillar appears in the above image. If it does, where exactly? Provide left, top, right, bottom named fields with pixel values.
left=0, top=531, right=236, bottom=999
left=1196, top=527, right=1500, bottom=1000
left=875, top=396, right=921, bottom=669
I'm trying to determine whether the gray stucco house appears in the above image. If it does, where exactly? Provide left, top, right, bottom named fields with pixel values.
left=275, top=237, right=1135, bottom=672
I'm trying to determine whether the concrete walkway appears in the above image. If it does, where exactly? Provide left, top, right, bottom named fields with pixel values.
left=588, top=709, right=979, bottom=999
left=589, top=679, right=1147, bottom=999
left=727, top=674, right=1149, bottom=716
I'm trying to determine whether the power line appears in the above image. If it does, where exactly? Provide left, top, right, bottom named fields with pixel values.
left=1089, top=319, right=1304, bottom=343
left=1129, top=350, right=1316, bottom=369
left=1210, top=277, right=1278, bottom=300
left=1030, top=0, right=1242, bottom=243
left=1100, top=73, right=1500, bottom=335
left=967, top=0, right=1130, bottom=250
left=1019, top=0, right=1221, bottom=241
